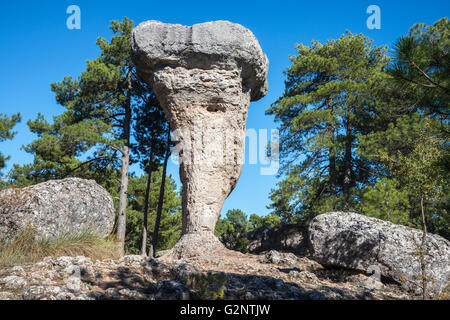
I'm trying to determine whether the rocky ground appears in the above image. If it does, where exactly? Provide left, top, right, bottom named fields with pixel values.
left=0, top=250, right=412, bottom=300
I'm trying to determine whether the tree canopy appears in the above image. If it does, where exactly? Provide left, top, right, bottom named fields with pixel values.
left=0, top=112, right=21, bottom=179
left=267, top=19, right=449, bottom=239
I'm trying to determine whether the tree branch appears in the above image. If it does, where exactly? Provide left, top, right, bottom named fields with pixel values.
left=68, top=155, right=120, bottom=174
left=410, top=60, right=450, bottom=93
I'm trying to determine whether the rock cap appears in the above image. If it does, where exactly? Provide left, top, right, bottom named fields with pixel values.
left=131, top=20, right=268, bottom=101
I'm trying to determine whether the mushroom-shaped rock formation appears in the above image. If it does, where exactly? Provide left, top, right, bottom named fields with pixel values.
left=131, top=20, right=268, bottom=258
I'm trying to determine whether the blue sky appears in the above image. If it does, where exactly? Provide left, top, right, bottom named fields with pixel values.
left=0, top=0, right=448, bottom=217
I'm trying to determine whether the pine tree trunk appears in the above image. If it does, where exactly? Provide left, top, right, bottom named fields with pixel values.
left=152, top=129, right=171, bottom=257
left=141, top=151, right=153, bottom=256
left=327, top=119, right=336, bottom=197
left=116, top=70, right=132, bottom=255
left=327, top=97, right=337, bottom=198
left=343, top=114, right=353, bottom=202
left=420, top=194, right=428, bottom=299
left=117, top=146, right=130, bottom=254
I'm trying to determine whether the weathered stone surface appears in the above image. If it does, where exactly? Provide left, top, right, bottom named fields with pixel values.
left=0, top=178, right=115, bottom=239
left=257, top=250, right=322, bottom=271
left=131, top=20, right=268, bottom=257
left=0, top=275, right=27, bottom=289
left=259, top=250, right=300, bottom=267
left=155, top=280, right=190, bottom=300
left=308, top=212, right=450, bottom=296
left=0, top=291, right=16, bottom=300
left=131, top=20, right=268, bottom=101
left=247, top=224, right=310, bottom=256
left=0, top=253, right=410, bottom=300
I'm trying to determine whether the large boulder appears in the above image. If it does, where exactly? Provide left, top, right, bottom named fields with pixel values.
left=0, top=178, right=115, bottom=239
left=308, top=212, right=450, bottom=296
left=247, top=224, right=310, bottom=256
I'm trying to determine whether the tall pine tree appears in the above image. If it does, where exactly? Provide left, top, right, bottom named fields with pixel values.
left=12, top=18, right=154, bottom=253
left=0, top=112, right=21, bottom=179
left=267, top=32, right=389, bottom=222
left=390, top=17, right=449, bottom=120
left=132, top=93, right=169, bottom=255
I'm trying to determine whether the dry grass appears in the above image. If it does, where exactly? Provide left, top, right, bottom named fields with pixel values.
left=0, top=226, right=121, bottom=268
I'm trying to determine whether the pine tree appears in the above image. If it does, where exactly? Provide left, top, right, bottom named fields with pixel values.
left=359, top=114, right=448, bottom=233
left=0, top=112, right=21, bottom=179
left=248, top=213, right=281, bottom=230
left=215, top=209, right=250, bottom=253
left=152, top=127, right=173, bottom=257
left=390, top=17, right=449, bottom=120
left=12, top=18, right=154, bottom=253
left=357, top=17, right=449, bottom=239
left=126, top=169, right=181, bottom=254
left=360, top=177, right=410, bottom=225
left=267, top=32, right=390, bottom=222
left=132, top=94, right=169, bottom=255
left=10, top=113, right=121, bottom=190
left=360, top=114, right=447, bottom=298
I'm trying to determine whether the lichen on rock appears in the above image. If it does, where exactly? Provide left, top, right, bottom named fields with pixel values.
left=0, top=178, right=115, bottom=239
left=308, top=212, right=450, bottom=297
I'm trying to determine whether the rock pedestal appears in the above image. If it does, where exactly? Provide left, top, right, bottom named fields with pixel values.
left=131, top=20, right=268, bottom=257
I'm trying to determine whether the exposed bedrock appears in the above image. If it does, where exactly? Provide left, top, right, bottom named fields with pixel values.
left=131, top=20, right=269, bottom=257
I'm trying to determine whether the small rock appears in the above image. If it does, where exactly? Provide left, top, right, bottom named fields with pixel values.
left=297, top=257, right=323, bottom=271
left=289, top=270, right=319, bottom=283
left=65, top=276, right=83, bottom=292
left=347, top=274, right=385, bottom=291
left=364, top=277, right=385, bottom=291
left=22, top=286, right=46, bottom=300
left=74, top=256, right=93, bottom=266
left=118, top=288, right=147, bottom=300
left=0, top=291, right=17, bottom=300
left=64, top=265, right=81, bottom=276
left=53, top=256, right=74, bottom=268
left=155, top=280, right=190, bottom=300
left=119, top=255, right=150, bottom=267
left=245, top=291, right=255, bottom=299
left=0, top=275, right=27, bottom=289
left=9, top=266, right=26, bottom=276
left=261, top=250, right=299, bottom=267
left=105, top=287, right=119, bottom=298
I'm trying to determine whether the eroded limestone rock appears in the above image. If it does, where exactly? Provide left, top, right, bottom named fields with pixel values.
left=0, top=178, right=115, bottom=239
left=247, top=224, right=310, bottom=256
left=131, top=20, right=269, bottom=257
left=308, top=212, right=450, bottom=297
